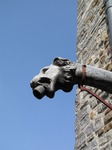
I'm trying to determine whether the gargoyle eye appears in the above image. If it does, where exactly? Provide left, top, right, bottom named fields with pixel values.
left=38, top=77, right=51, bottom=84
left=41, top=68, right=49, bottom=73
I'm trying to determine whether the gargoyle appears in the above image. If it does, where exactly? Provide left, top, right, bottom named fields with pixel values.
left=30, top=57, right=112, bottom=99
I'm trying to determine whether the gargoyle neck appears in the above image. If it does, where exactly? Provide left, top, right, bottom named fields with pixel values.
left=75, top=63, right=112, bottom=93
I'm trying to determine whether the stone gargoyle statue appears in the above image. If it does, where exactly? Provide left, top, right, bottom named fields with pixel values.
left=30, top=57, right=112, bottom=99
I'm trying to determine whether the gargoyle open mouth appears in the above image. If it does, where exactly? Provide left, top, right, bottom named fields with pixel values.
left=33, top=85, right=46, bottom=99
left=30, top=77, right=55, bottom=99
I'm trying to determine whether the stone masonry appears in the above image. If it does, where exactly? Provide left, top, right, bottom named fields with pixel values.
left=75, top=0, right=112, bottom=150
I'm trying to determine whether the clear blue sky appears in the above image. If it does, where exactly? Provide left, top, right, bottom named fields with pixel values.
left=0, top=0, right=77, bottom=149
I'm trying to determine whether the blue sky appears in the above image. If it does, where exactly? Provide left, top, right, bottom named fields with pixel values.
left=0, top=0, right=77, bottom=149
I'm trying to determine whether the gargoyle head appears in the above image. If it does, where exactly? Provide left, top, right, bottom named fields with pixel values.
left=30, top=57, right=76, bottom=99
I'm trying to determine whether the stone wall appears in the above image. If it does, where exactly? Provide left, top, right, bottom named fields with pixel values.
left=75, top=0, right=112, bottom=149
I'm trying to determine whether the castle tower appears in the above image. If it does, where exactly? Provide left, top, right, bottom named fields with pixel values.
left=75, top=0, right=112, bottom=149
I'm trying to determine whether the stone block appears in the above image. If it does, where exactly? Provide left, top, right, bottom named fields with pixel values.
left=100, top=55, right=106, bottom=64
left=105, top=121, right=112, bottom=132
left=87, top=133, right=94, bottom=142
left=80, top=94, right=89, bottom=109
left=106, top=129, right=112, bottom=141
left=87, top=138, right=98, bottom=149
left=101, top=30, right=108, bottom=42
left=90, top=97, right=98, bottom=109
left=86, top=123, right=95, bottom=136
left=105, top=108, right=112, bottom=115
left=94, top=58, right=99, bottom=64
left=80, top=105, right=90, bottom=119
left=99, top=136, right=108, bottom=146
left=90, top=111, right=96, bottom=120
left=75, top=97, right=80, bottom=114
left=83, top=91, right=89, bottom=98
left=100, top=144, right=111, bottom=150
left=90, top=138, right=98, bottom=148
left=104, top=111, right=112, bottom=124
left=98, top=128, right=105, bottom=137
left=92, top=0, right=101, bottom=7
left=99, top=50, right=104, bottom=57
left=101, top=92, right=109, bottom=100
left=100, top=6, right=105, bottom=15
left=94, top=117, right=104, bottom=132
left=111, top=140, right=112, bottom=147
left=80, top=114, right=90, bottom=131
left=87, top=57, right=92, bottom=65
left=93, top=147, right=99, bottom=150
left=104, top=63, right=112, bottom=71
left=75, top=132, right=87, bottom=150
left=97, top=103, right=107, bottom=114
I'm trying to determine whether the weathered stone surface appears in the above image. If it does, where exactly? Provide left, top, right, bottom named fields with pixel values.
left=100, top=144, right=111, bottom=150
left=87, top=133, right=94, bottom=142
left=93, top=148, right=99, bottom=150
left=98, top=128, right=105, bottom=137
left=86, top=123, right=95, bottom=136
left=80, top=114, right=90, bottom=131
left=99, top=136, right=108, bottom=146
left=90, top=138, right=98, bottom=148
left=104, top=63, right=112, bottom=71
left=90, top=97, right=98, bottom=109
left=75, top=132, right=87, bottom=150
left=90, top=111, right=96, bottom=120
left=80, top=93, right=89, bottom=109
left=101, top=92, right=109, bottom=100
left=111, top=141, right=112, bottom=147
left=104, top=111, right=112, bottom=124
left=97, top=103, right=107, bottom=114
left=94, top=117, right=104, bottom=132
left=106, top=129, right=112, bottom=141
left=104, top=121, right=112, bottom=132
left=105, top=108, right=112, bottom=115
left=75, top=94, right=81, bottom=114
left=76, top=0, right=112, bottom=149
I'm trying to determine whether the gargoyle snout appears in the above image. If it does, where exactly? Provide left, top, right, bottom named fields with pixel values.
left=30, top=80, right=35, bottom=88
left=33, top=85, right=46, bottom=99
left=30, top=79, right=46, bottom=99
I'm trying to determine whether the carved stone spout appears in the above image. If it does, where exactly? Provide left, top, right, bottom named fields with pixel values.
left=30, top=57, right=112, bottom=99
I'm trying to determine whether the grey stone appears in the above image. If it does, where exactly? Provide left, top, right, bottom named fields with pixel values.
left=93, top=147, right=99, bottom=150
left=99, top=136, right=108, bottom=146
left=75, top=132, right=87, bottom=149
left=111, top=140, right=112, bottom=147
left=90, top=97, right=98, bottom=109
left=80, top=114, right=90, bottom=131
left=106, top=129, right=112, bottom=141
left=30, top=57, right=112, bottom=99
left=94, top=117, right=104, bottom=132
left=90, top=138, right=98, bottom=148
left=75, top=0, right=112, bottom=150
left=87, top=133, right=94, bottom=142
left=100, top=144, right=111, bottom=150
left=97, top=103, right=107, bottom=114
left=86, top=123, right=95, bottom=136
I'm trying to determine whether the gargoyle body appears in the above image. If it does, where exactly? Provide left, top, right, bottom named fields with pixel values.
left=30, top=57, right=112, bottom=99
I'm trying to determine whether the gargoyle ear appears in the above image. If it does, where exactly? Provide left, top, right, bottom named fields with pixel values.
left=53, top=57, right=59, bottom=64
left=53, top=57, right=70, bottom=66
